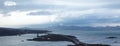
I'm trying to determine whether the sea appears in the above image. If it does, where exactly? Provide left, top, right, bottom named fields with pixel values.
left=0, top=29, right=120, bottom=46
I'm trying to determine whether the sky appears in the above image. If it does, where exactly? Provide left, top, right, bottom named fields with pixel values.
left=0, top=0, right=120, bottom=27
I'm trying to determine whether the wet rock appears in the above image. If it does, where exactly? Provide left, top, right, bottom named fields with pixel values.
left=106, top=36, right=117, bottom=39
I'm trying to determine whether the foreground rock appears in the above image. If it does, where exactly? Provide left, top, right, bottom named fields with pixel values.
left=27, top=34, right=110, bottom=46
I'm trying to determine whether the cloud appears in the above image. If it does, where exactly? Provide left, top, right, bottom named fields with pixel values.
left=0, top=13, right=4, bottom=17
left=28, top=11, right=52, bottom=15
left=1, top=0, right=119, bottom=13
left=91, top=23, right=120, bottom=27
left=1, top=0, right=120, bottom=27
left=28, top=9, right=60, bottom=15
left=59, top=8, right=120, bottom=18
left=57, top=8, right=120, bottom=26
left=4, top=1, right=17, bottom=6
left=0, top=10, right=58, bottom=27
left=31, top=0, right=110, bottom=9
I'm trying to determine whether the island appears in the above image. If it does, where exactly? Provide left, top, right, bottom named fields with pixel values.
left=27, top=34, right=110, bottom=46
left=0, top=27, right=51, bottom=36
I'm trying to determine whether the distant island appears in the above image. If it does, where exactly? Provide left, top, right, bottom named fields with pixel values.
left=0, top=27, right=51, bottom=36
left=48, top=26, right=120, bottom=31
left=1, top=26, right=120, bottom=36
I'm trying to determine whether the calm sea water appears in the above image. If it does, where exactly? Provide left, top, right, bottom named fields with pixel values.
left=0, top=30, right=120, bottom=46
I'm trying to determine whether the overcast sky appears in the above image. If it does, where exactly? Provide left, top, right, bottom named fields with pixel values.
left=0, top=0, right=120, bottom=27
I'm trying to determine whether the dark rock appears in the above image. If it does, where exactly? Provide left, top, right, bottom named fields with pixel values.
left=106, top=36, right=117, bottom=39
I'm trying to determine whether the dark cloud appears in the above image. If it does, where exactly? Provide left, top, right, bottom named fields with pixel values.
left=28, top=11, right=53, bottom=15
left=102, top=2, right=120, bottom=9
left=58, top=10, right=120, bottom=26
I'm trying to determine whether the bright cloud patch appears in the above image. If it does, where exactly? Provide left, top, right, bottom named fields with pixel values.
left=4, top=1, right=17, bottom=6
left=0, top=10, right=58, bottom=27
left=0, top=13, right=4, bottom=17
